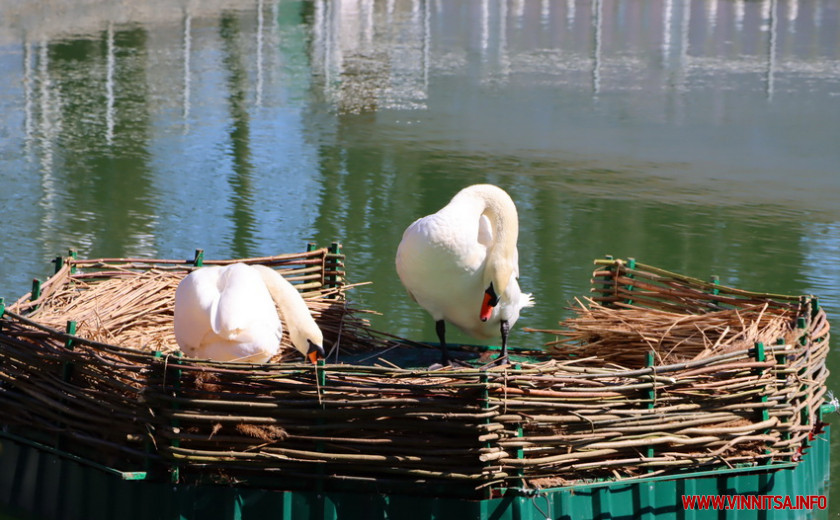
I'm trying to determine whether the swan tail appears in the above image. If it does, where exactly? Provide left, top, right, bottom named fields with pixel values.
left=521, top=292, right=535, bottom=308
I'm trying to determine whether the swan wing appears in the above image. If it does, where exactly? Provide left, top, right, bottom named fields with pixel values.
left=397, top=217, right=485, bottom=326
left=212, top=264, right=281, bottom=342
left=174, top=266, right=223, bottom=351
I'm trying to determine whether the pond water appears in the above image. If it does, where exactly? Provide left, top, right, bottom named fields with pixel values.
left=1, top=0, right=839, bottom=513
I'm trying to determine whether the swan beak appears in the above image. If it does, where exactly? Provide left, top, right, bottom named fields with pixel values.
left=480, top=283, right=499, bottom=322
left=307, top=341, right=325, bottom=364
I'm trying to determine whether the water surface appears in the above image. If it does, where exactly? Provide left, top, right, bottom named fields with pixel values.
left=1, top=0, right=839, bottom=513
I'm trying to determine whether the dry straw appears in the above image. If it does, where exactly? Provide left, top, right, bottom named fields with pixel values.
left=0, top=253, right=830, bottom=498
left=10, top=247, right=384, bottom=362
left=537, top=298, right=798, bottom=367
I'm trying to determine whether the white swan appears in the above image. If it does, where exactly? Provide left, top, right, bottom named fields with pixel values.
left=395, top=184, right=533, bottom=364
left=174, top=263, right=325, bottom=363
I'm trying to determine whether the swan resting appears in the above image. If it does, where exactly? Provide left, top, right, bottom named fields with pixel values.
left=174, top=263, right=325, bottom=364
left=395, top=184, right=534, bottom=365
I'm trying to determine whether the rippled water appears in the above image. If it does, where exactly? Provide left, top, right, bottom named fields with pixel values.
left=1, top=0, right=839, bottom=512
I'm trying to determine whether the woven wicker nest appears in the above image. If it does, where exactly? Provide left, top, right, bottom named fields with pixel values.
left=6, top=246, right=385, bottom=362
left=0, top=253, right=831, bottom=499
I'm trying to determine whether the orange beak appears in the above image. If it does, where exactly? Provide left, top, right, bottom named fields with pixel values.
left=480, top=291, right=494, bottom=322
left=308, top=351, right=321, bottom=364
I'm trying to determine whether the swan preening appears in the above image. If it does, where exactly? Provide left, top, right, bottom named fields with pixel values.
left=395, top=184, right=534, bottom=365
left=174, top=263, right=325, bottom=364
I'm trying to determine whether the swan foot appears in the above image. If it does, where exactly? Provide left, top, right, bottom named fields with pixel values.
left=478, top=354, right=510, bottom=371
left=428, top=357, right=472, bottom=370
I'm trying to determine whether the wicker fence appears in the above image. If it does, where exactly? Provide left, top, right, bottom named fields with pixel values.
left=0, top=254, right=830, bottom=499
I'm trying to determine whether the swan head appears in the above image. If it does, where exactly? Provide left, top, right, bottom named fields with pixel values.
left=479, top=282, right=499, bottom=322
left=289, top=321, right=325, bottom=364
left=306, top=339, right=326, bottom=364
left=479, top=255, right=515, bottom=321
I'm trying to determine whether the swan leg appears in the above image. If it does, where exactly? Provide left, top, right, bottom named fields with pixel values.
left=436, top=320, right=450, bottom=364
left=497, top=319, right=510, bottom=363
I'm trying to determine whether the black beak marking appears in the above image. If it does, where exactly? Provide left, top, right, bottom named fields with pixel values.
left=308, top=340, right=325, bottom=357
left=485, top=282, right=499, bottom=307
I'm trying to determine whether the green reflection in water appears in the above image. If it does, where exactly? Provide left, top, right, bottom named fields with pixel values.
left=45, top=26, right=155, bottom=258
left=220, top=12, right=257, bottom=259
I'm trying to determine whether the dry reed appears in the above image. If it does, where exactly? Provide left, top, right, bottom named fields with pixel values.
left=532, top=298, right=798, bottom=368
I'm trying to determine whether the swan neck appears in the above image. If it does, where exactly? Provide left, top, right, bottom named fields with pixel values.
left=470, top=186, right=519, bottom=295
left=263, top=272, right=308, bottom=325
left=252, top=265, right=321, bottom=354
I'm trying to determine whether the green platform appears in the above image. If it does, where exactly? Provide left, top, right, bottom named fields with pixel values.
left=0, top=419, right=831, bottom=520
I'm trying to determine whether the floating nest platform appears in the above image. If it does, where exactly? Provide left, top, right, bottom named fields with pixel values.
left=0, top=250, right=831, bottom=499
